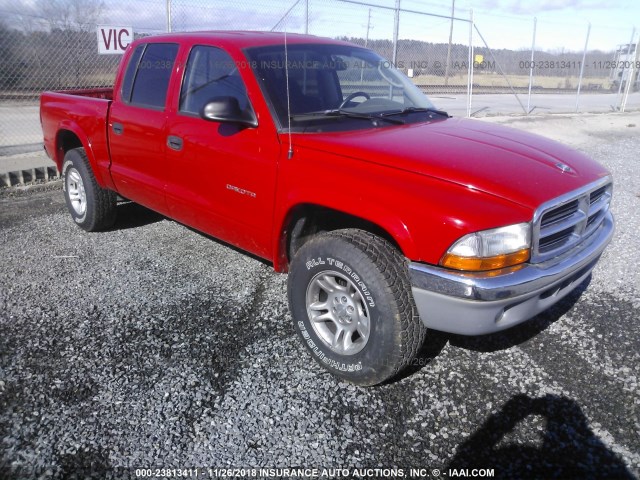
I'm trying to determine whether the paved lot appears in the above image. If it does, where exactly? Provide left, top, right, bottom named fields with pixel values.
left=435, top=92, right=640, bottom=117
left=0, top=104, right=42, bottom=151
left=0, top=116, right=639, bottom=479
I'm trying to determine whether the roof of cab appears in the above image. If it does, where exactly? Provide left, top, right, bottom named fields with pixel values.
left=132, top=31, right=356, bottom=49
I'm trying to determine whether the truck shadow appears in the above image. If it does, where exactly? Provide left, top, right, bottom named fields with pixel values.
left=110, top=200, right=165, bottom=230
left=447, top=393, right=635, bottom=479
left=107, top=199, right=273, bottom=267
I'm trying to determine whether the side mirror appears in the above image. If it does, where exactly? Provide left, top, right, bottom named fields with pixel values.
left=201, top=96, right=258, bottom=128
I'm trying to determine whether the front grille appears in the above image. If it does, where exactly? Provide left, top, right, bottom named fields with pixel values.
left=532, top=178, right=612, bottom=263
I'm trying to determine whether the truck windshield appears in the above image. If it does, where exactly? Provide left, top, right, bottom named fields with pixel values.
left=245, top=43, right=438, bottom=131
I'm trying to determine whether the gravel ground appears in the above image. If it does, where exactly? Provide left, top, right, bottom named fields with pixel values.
left=1, top=115, right=639, bottom=479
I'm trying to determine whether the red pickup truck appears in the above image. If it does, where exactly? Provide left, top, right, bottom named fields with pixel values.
left=40, top=32, right=614, bottom=385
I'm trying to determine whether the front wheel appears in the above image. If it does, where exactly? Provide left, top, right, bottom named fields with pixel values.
left=62, top=148, right=116, bottom=231
left=288, top=229, right=426, bottom=386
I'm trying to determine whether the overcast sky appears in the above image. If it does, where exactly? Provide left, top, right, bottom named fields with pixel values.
left=2, top=0, right=638, bottom=52
left=458, top=0, right=637, bottom=51
left=309, top=0, right=638, bottom=52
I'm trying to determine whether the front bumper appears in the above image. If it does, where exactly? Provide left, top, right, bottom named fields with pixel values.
left=409, top=211, right=614, bottom=335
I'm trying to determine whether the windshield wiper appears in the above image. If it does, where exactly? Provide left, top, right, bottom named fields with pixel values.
left=291, top=109, right=405, bottom=124
left=379, top=107, right=450, bottom=118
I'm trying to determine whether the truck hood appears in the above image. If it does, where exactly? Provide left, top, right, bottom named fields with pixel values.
left=292, top=117, right=610, bottom=210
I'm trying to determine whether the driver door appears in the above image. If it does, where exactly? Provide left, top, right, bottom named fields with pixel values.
left=164, top=45, right=279, bottom=259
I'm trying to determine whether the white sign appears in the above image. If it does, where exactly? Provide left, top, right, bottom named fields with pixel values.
left=97, top=26, right=133, bottom=54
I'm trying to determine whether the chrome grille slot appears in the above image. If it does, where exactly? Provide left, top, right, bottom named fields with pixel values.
left=541, top=199, right=579, bottom=227
left=586, top=184, right=612, bottom=237
left=585, top=185, right=612, bottom=237
left=539, top=226, right=578, bottom=252
left=586, top=214, right=600, bottom=230
left=590, top=186, right=608, bottom=205
left=532, top=178, right=612, bottom=263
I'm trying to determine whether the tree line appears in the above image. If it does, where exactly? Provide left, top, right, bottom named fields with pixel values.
left=341, top=37, right=615, bottom=79
left=1, top=23, right=617, bottom=97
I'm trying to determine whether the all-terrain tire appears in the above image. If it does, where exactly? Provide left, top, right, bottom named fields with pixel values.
left=62, top=147, right=116, bottom=231
left=288, top=228, right=427, bottom=386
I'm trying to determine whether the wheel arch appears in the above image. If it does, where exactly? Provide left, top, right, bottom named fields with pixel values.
left=274, top=203, right=415, bottom=272
left=55, top=126, right=109, bottom=187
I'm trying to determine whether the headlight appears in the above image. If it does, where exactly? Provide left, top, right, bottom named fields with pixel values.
left=440, top=222, right=531, bottom=271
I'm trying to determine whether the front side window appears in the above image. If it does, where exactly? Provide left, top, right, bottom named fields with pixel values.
left=127, top=43, right=178, bottom=109
left=180, top=45, right=251, bottom=116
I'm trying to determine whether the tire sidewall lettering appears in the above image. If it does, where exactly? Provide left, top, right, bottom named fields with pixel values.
left=298, top=252, right=380, bottom=373
left=288, top=230, right=422, bottom=385
left=297, top=321, right=363, bottom=372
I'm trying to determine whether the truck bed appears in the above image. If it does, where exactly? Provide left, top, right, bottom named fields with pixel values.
left=49, top=87, right=114, bottom=100
left=40, top=87, right=114, bottom=187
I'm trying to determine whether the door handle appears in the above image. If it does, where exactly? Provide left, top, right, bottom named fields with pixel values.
left=112, top=122, right=124, bottom=135
left=167, top=135, right=183, bottom=151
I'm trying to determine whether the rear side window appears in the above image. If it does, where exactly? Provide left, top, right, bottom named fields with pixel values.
left=120, top=45, right=144, bottom=103
left=179, top=45, right=250, bottom=115
left=126, top=43, right=179, bottom=109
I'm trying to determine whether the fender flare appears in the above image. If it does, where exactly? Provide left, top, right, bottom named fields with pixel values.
left=55, top=121, right=110, bottom=188
left=272, top=202, right=418, bottom=272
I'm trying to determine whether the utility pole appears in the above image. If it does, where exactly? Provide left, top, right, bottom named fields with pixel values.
left=392, top=0, right=400, bottom=68
left=360, top=9, right=372, bottom=83
left=305, top=0, right=309, bottom=34
left=526, top=17, right=537, bottom=114
left=166, top=0, right=172, bottom=32
left=466, top=9, right=474, bottom=117
left=616, top=28, right=636, bottom=109
left=444, top=0, right=455, bottom=86
left=365, top=8, right=371, bottom=48
left=621, top=34, right=640, bottom=112
left=575, top=22, right=591, bottom=112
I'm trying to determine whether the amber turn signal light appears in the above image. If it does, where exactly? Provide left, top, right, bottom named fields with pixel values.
left=441, top=248, right=530, bottom=272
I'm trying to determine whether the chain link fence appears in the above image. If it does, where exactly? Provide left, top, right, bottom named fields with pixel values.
left=1, top=0, right=639, bottom=152
left=1, top=0, right=165, bottom=152
left=464, top=15, right=640, bottom=117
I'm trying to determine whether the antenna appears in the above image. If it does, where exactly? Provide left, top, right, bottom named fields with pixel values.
left=284, top=29, right=294, bottom=159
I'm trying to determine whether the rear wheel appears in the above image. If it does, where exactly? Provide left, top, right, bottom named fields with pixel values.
left=288, top=229, right=426, bottom=386
left=62, top=148, right=116, bottom=231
